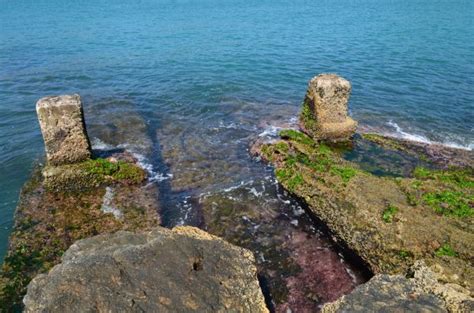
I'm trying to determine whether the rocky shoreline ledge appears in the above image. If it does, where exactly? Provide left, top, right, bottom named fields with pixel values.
left=1, top=75, right=472, bottom=312
left=251, top=74, right=473, bottom=312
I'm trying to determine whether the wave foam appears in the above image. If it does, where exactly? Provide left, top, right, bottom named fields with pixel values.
left=387, top=121, right=473, bottom=151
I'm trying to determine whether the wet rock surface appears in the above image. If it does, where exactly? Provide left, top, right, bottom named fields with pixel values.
left=361, top=132, right=474, bottom=169
left=23, top=226, right=268, bottom=313
left=36, top=94, right=91, bottom=165
left=299, top=74, right=357, bottom=142
left=253, top=129, right=473, bottom=309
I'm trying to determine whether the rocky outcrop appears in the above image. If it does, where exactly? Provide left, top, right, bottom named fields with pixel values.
left=252, top=129, right=473, bottom=310
left=36, top=94, right=91, bottom=165
left=322, top=261, right=474, bottom=313
left=299, top=74, right=357, bottom=142
left=23, top=226, right=269, bottom=313
left=0, top=150, right=159, bottom=310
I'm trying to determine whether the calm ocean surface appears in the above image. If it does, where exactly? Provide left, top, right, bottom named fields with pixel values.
left=0, top=0, right=473, bottom=260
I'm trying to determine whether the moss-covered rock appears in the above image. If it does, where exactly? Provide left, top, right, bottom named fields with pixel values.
left=253, top=129, right=474, bottom=301
left=0, top=154, right=159, bottom=311
left=42, top=157, right=146, bottom=192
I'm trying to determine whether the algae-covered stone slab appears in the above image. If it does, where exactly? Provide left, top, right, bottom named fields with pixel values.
left=0, top=153, right=159, bottom=311
left=252, top=129, right=474, bottom=302
left=23, top=226, right=268, bottom=313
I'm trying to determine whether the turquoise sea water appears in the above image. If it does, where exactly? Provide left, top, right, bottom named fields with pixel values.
left=0, top=0, right=473, bottom=261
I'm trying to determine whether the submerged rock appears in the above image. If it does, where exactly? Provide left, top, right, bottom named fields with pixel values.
left=198, top=183, right=368, bottom=312
left=23, top=226, right=268, bottom=313
left=36, top=94, right=91, bottom=165
left=299, top=74, right=357, bottom=142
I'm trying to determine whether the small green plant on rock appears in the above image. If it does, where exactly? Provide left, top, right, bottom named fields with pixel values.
left=423, top=191, right=473, bottom=218
left=276, top=168, right=303, bottom=192
left=382, top=204, right=398, bottom=223
left=411, top=167, right=473, bottom=218
left=414, top=167, right=473, bottom=189
left=331, top=166, right=357, bottom=184
left=274, top=141, right=289, bottom=153
left=300, top=99, right=316, bottom=131
left=435, top=244, right=457, bottom=257
left=83, top=158, right=146, bottom=184
left=279, top=129, right=314, bottom=146
left=398, top=250, right=413, bottom=259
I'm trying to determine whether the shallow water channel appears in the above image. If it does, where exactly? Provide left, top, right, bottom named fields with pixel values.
left=84, top=98, right=372, bottom=312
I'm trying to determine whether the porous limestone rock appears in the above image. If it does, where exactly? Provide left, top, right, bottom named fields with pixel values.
left=300, top=74, right=357, bottom=141
left=23, top=226, right=269, bottom=313
left=322, top=261, right=474, bottom=313
left=321, top=274, right=447, bottom=313
left=36, top=94, right=91, bottom=165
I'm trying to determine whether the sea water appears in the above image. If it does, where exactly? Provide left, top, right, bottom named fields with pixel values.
left=1, top=0, right=473, bottom=263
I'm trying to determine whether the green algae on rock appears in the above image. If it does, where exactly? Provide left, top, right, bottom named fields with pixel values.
left=0, top=154, right=159, bottom=311
left=42, top=157, right=146, bottom=192
left=252, top=129, right=474, bottom=304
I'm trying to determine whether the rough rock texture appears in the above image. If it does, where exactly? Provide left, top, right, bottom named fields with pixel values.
left=36, top=94, right=91, bottom=165
left=0, top=151, right=159, bottom=310
left=322, top=274, right=446, bottom=312
left=299, top=74, right=357, bottom=142
left=23, top=226, right=269, bottom=313
left=252, top=129, right=474, bottom=308
left=322, top=261, right=474, bottom=313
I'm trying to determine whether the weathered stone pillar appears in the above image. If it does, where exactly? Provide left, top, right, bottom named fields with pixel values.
left=299, top=74, right=357, bottom=142
left=36, top=94, right=91, bottom=165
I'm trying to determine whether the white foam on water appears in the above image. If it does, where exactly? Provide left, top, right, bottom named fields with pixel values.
left=387, top=121, right=431, bottom=143
left=91, top=138, right=114, bottom=150
left=247, top=186, right=264, bottom=197
left=258, top=125, right=283, bottom=137
left=100, top=187, right=123, bottom=219
left=218, top=121, right=239, bottom=129
left=387, top=121, right=473, bottom=151
left=222, top=180, right=254, bottom=193
left=258, top=116, right=299, bottom=138
left=130, top=152, right=173, bottom=183
left=176, top=196, right=193, bottom=226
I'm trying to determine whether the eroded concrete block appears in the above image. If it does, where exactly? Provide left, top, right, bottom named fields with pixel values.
left=300, top=74, right=357, bottom=141
left=36, top=94, right=91, bottom=165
